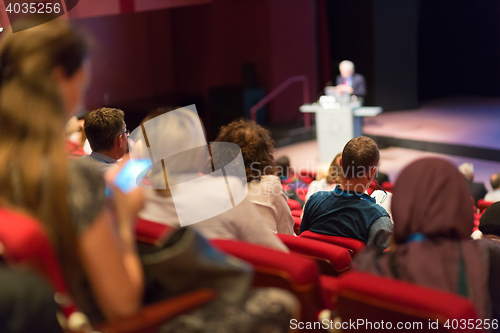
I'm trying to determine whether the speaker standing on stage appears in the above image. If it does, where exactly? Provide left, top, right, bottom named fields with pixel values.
left=334, top=60, right=366, bottom=97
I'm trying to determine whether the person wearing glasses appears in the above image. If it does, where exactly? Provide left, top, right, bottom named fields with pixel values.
left=81, top=107, right=129, bottom=172
left=300, top=136, right=393, bottom=250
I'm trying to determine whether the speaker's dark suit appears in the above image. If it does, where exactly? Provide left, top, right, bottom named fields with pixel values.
left=336, top=73, right=366, bottom=97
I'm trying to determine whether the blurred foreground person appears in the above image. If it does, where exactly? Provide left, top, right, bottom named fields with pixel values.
left=0, top=17, right=144, bottom=321
left=355, top=158, right=492, bottom=319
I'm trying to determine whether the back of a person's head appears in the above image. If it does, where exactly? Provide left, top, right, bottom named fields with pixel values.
left=84, top=108, right=125, bottom=152
left=326, top=152, right=343, bottom=185
left=0, top=16, right=88, bottom=87
left=490, top=173, right=500, bottom=190
left=392, top=158, right=474, bottom=243
left=478, top=201, right=500, bottom=237
left=339, top=60, right=355, bottom=72
left=214, top=118, right=276, bottom=182
left=479, top=202, right=500, bottom=237
left=275, top=156, right=290, bottom=178
left=341, top=136, right=379, bottom=180
left=458, top=163, right=474, bottom=182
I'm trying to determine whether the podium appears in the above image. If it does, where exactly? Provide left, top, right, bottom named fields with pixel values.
left=300, top=98, right=382, bottom=164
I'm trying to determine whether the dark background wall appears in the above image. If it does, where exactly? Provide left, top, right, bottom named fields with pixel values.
left=418, top=0, right=500, bottom=101
left=328, top=0, right=500, bottom=110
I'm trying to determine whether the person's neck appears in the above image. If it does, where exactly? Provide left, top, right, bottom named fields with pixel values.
left=94, top=150, right=119, bottom=161
left=339, top=178, right=370, bottom=193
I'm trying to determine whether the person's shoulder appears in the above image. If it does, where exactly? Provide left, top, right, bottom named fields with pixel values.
left=260, top=175, right=281, bottom=184
left=307, top=190, right=333, bottom=204
left=364, top=197, right=390, bottom=216
left=353, top=73, right=365, bottom=80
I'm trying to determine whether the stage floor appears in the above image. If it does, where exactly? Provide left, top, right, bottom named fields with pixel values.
left=275, top=96, right=500, bottom=189
left=362, top=96, right=500, bottom=161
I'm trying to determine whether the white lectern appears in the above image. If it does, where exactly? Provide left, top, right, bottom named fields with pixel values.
left=300, top=99, right=382, bottom=164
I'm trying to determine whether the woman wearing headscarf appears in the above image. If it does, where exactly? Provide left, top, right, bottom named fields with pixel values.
left=354, top=157, right=491, bottom=319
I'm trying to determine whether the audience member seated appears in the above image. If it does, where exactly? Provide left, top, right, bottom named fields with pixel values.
left=80, top=107, right=129, bottom=172
left=0, top=18, right=145, bottom=322
left=300, top=137, right=392, bottom=249
left=137, top=109, right=289, bottom=251
left=65, top=116, right=87, bottom=159
left=275, top=155, right=306, bottom=207
left=485, top=173, right=500, bottom=202
left=473, top=202, right=500, bottom=324
left=459, top=162, right=487, bottom=205
left=305, top=152, right=342, bottom=203
left=275, top=156, right=308, bottom=190
left=354, top=158, right=491, bottom=319
left=213, top=119, right=295, bottom=235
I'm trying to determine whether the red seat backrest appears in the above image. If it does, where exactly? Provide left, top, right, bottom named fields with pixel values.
left=135, top=218, right=173, bottom=245
left=0, top=208, right=76, bottom=317
left=287, top=198, right=302, bottom=210
left=299, top=230, right=365, bottom=256
left=336, top=272, right=478, bottom=332
left=293, top=216, right=301, bottom=234
left=381, top=181, right=394, bottom=192
left=277, top=234, right=351, bottom=276
left=211, top=239, right=327, bottom=327
left=477, top=199, right=494, bottom=213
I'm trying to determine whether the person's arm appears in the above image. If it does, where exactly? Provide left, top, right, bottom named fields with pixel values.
left=367, top=216, right=393, bottom=250
left=79, top=205, right=144, bottom=320
left=272, top=188, right=295, bottom=236
left=232, top=198, right=289, bottom=252
left=74, top=158, right=145, bottom=320
left=353, top=75, right=366, bottom=97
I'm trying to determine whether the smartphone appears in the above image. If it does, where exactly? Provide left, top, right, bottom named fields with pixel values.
left=106, top=159, right=152, bottom=197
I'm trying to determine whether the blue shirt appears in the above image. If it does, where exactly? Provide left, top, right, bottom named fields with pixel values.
left=300, top=185, right=392, bottom=249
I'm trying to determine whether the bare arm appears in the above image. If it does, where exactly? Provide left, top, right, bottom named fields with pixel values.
left=79, top=206, right=144, bottom=320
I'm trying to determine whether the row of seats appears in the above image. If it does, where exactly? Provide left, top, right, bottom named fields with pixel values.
left=0, top=174, right=485, bottom=332
left=133, top=217, right=478, bottom=333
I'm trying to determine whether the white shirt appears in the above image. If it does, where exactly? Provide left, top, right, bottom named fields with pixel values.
left=485, top=190, right=500, bottom=203
left=305, top=178, right=337, bottom=203
left=247, top=175, right=295, bottom=235
left=139, top=175, right=288, bottom=252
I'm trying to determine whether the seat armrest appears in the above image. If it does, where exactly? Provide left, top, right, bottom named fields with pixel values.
left=94, top=289, right=216, bottom=333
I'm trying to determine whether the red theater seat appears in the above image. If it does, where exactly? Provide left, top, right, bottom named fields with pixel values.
left=277, top=234, right=351, bottom=276
left=381, top=181, right=394, bottom=192
left=135, top=218, right=173, bottom=245
left=211, top=239, right=328, bottom=327
left=299, top=170, right=317, bottom=180
left=299, top=230, right=365, bottom=256
left=335, top=272, right=478, bottom=332
left=287, top=198, right=302, bottom=210
left=293, top=216, right=302, bottom=234
left=0, top=209, right=216, bottom=333
left=0, top=208, right=78, bottom=319
left=477, top=199, right=494, bottom=214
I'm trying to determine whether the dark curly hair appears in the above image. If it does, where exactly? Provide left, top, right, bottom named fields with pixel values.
left=214, top=119, right=276, bottom=182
